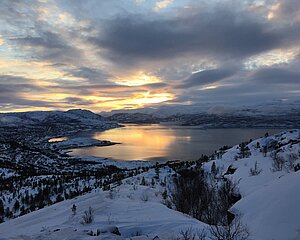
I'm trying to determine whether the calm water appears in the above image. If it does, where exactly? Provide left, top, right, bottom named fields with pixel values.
left=68, top=124, right=284, bottom=161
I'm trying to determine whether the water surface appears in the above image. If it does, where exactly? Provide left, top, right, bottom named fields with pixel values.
left=68, top=124, right=284, bottom=161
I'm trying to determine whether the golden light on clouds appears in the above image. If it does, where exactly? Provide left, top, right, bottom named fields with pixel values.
left=91, top=91, right=174, bottom=110
left=0, top=58, right=86, bottom=84
left=244, top=48, right=299, bottom=69
left=267, top=3, right=281, bottom=20
left=3, top=0, right=299, bottom=114
left=0, top=36, right=4, bottom=46
left=200, top=85, right=220, bottom=90
left=129, top=92, right=174, bottom=106
left=154, top=0, right=174, bottom=12
left=114, top=71, right=162, bottom=86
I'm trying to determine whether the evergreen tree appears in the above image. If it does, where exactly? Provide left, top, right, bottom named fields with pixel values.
left=13, top=200, right=20, bottom=212
left=211, top=162, right=218, bottom=176
left=0, top=200, right=4, bottom=216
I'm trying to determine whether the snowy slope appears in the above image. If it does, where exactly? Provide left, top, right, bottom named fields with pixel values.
left=0, top=168, right=205, bottom=240
left=203, top=129, right=300, bottom=240
left=0, top=109, right=118, bottom=128
left=233, top=172, right=300, bottom=240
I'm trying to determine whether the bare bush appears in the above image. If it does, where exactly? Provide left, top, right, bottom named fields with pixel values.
left=179, top=227, right=196, bottom=240
left=107, top=212, right=114, bottom=224
left=197, top=229, right=207, bottom=240
left=140, top=192, right=149, bottom=202
left=285, top=153, right=298, bottom=171
left=270, top=151, right=285, bottom=171
left=82, top=206, right=94, bottom=224
left=209, top=213, right=250, bottom=240
left=249, top=161, right=262, bottom=176
left=131, top=230, right=143, bottom=237
left=108, top=189, right=116, bottom=199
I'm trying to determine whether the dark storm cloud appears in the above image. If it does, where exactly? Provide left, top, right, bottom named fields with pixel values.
left=66, top=67, right=112, bottom=83
left=90, top=9, right=279, bottom=64
left=177, top=68, right=237, bottom=88
left=15, top=32, right=67, bottom=49
left=13, top=30, right=82, bottom=63
left=0, top=75, right=45, bottom=93
left=0, top=95, right=57, bottom=108
left=172, top=83, right=287, bottom=106
left=251, top=67, right=300, bottom=84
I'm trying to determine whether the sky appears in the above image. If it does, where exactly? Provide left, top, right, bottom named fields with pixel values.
left=0, top=0, right=300, bottom=112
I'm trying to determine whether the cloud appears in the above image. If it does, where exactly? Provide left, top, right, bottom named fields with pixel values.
left=66, top=67, right=112, bottom=83
left=153, top=0, right=174, bottom=12
left=90, top=6, right=280, bottom=66
left=63, top=97, right=93, bottom=105
left=177, top=67, right=237, bottom=88
left=13, top=30, right=83, bottom=63
left=251, top=67, right=300, bottom=84
left=15, top=32, right=67, bottom=49
left=1, top=0, right=300, bottom=111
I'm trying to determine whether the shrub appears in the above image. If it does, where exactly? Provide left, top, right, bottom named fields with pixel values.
left=249, top=161, right=262, bottom=176
left=172, top=168, right=241, bottom=226
left=285, top=153, right=298, bottom=172
left=209, top=213, right=250, bottom=240
left=270, top=151, right=285, bottom=171
left=140, top=192, right=149, bottom=202
left=82, top=206, right=94, bottom=224
left=179, top=227, right=195, bottom=240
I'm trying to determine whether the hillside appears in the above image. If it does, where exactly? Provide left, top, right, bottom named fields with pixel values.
left=0, top=109, right=119, bottom=129
left=0, top=130, right=299, bottom=239
left=203, top=130, right=300, bottom=240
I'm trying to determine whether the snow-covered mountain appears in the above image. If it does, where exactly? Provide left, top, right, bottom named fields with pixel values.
left=0, top=109, right=119, bottom=129
left=102, top=99, right=300, bottom=117
left=0, top=130, right=299, bottom=239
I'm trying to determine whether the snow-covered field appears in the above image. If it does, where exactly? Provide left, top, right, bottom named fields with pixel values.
left=1, top=130, right=300, bottom=239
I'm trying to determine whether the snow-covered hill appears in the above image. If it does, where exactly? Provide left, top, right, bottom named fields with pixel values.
left=0, top=109, right=118, bottom=129
left=203, top=130, right=300, bottom=240
left=0, top=167, right=205, bottom=240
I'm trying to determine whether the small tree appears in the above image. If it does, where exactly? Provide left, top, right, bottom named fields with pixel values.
left=82, top=206, right=94, bottom=224
left=238, top=143, right=251, bottom=159
left=262, top=146, right=268, bottom=157
left=13, top=200, right=20, bottom=212
left=211, top=162, right=218, bottom=177
left=0, top=200, right=4, bottom=217
left=249, top=161, right=262, bottom=176
left=155, top=162, right=160, bottom=180
left=140, top=176, right=146, bottom=186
